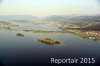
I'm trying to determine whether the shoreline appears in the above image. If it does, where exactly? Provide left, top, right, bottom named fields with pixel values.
left=23, top=29, right=100, bottom=40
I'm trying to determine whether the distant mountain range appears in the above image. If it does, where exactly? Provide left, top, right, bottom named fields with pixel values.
left=0, top=21, right=12, bottom=24
left=43, top=15, right=100, bottom=23
left=0, top=15, right=100, bottom=31
left=0, top=15, right=100, bottom=23
left=0, top=15, right=38, bottom=22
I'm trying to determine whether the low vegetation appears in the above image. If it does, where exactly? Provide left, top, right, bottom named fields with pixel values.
left=37, top=38, right=61, bottom=45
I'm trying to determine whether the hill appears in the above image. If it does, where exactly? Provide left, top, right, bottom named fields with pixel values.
left=44, top=15, right=100, bottom=23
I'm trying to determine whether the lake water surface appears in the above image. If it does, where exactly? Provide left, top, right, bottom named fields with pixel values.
left=0, top=23, right=100, bottom=66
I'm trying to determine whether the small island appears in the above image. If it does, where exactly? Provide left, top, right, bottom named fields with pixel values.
left=37, top=38, right=61, bottom=45
left=16, top=33, right=24, bottom=37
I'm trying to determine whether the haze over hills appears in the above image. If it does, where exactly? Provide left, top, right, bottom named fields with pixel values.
left=0, top=21, right=12, bottom=24
left=43, top=15, right=100, bottom=23
left=0, top=15, right=38, bottom=22
left=0, top=15, right=100, bottom=23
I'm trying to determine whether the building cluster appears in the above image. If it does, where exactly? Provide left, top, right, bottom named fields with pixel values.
left=84, top=31, right=100, bottom=36
left=0, top=23, right=17, bottom=29
left=0, top=24, right=10, bottom=29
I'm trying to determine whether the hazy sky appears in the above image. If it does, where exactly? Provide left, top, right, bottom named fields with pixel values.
left=0, top=0, right=100, bottom=16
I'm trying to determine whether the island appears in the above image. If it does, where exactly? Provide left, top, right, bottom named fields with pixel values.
left=16, top=33, right=24, bottom=37
left=37, top=38, right=61, bottom=45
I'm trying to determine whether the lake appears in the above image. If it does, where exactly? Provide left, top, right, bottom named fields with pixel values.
left=0, top=23, right=100, bottom=66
